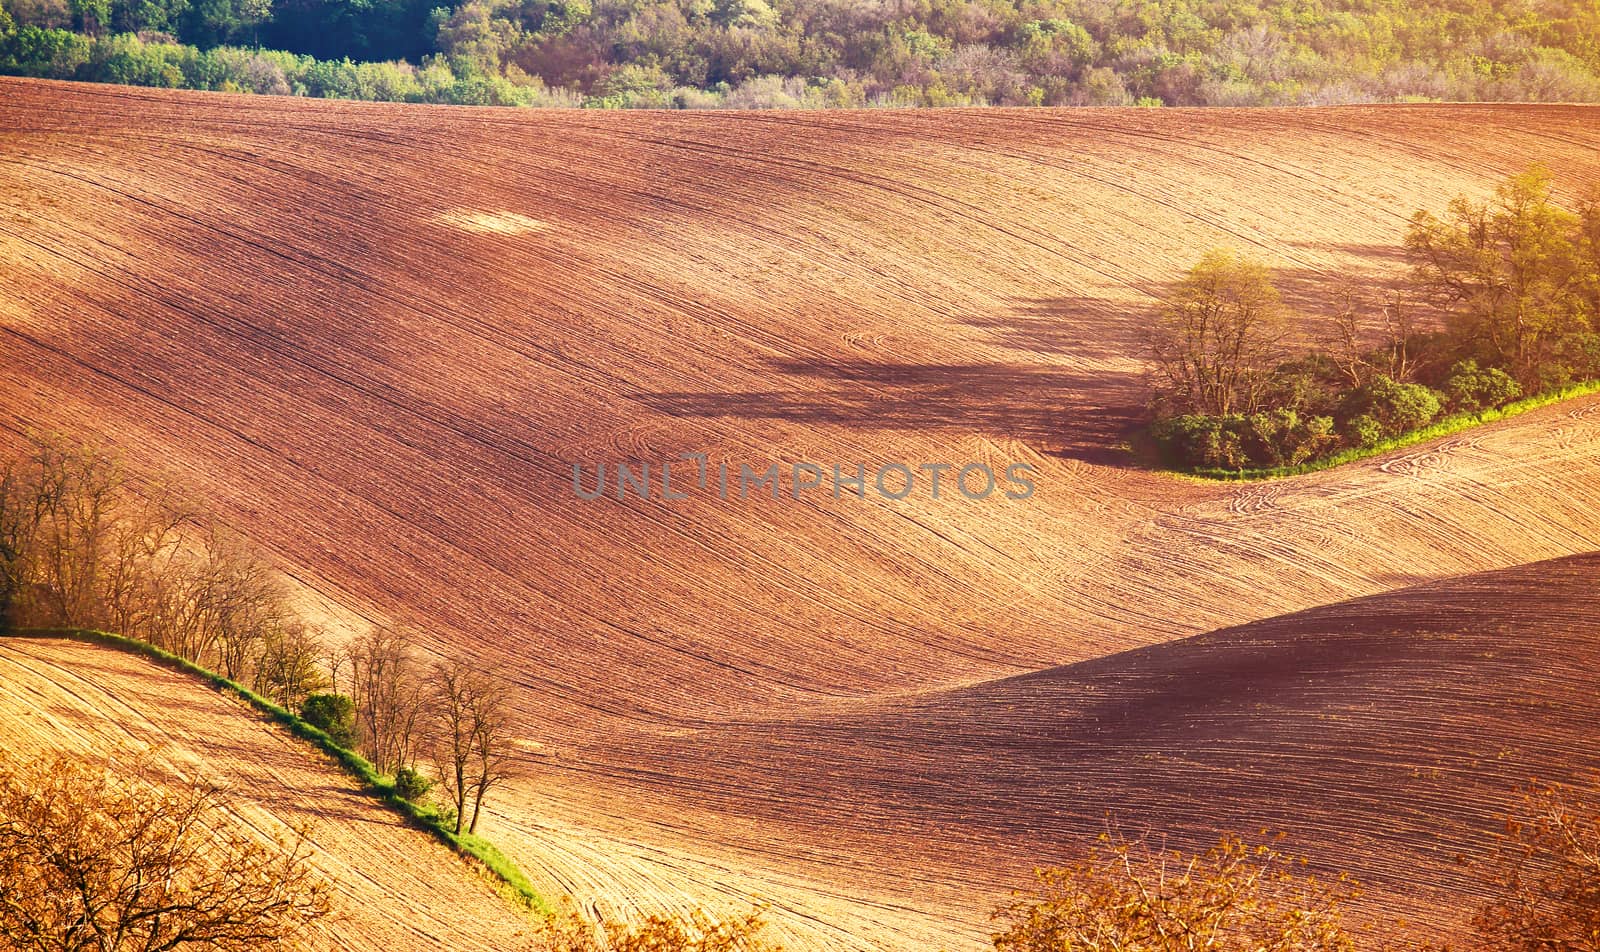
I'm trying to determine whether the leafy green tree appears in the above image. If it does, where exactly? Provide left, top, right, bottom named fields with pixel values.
left=66, top=0, right=106, bottom=34
left=1407, top=168, right=1595, bottom=388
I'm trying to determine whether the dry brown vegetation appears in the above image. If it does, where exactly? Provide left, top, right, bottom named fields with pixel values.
left=3, top=78, right=1600, bottom=949
left=0, top=437, right=521, bottom=837
left=0, top=755, right=331, bottom=952
left=538, top=906, right=778, bottom=952
left=1475, top=779, right=1600, bottom=952
left=993, top=834, right=1373, bottom=952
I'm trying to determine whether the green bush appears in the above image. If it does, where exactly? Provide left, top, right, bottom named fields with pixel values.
left=393, top=766, right=433, bottom=802
left=1542, top=331, right=1600, bottom=391
left=1343, top=413, right=1385, bottom=449
left=1443, top=360, right=1522, bottom=412
left=299, top=693, right=356, bottom=748
left=1243, top=409, right=1336, bottom=467
left=1153, top=414, right=1244, bottom=470
left=1342, top=376, right=1442, bottom=439
left=1154, top=409, right=1338, bottom=471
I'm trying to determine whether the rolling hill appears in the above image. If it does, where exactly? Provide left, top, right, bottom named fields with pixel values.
left=0, top=637, right=537, bottom=951
left=3, top=76, right=1600, bottom=949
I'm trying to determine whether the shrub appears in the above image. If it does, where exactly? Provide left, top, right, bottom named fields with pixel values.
left=1343, top=413, right=1385, bottom=449
left=393, top=765, right=433, bottom=802
left=0, top=754, right=331, bottom=951
left=1475, top=777, right=1600, bottom=951
left=300, top=692, right=357, bottom=748
left=1342, top=375, right=1442, bottom=439
left=1540, top=330, right=1600, bottom=392
left=1151, top=414, right=1247, bottom=470
left=1153, top=410, right=1334, bottom=470
left=1243, top=408, right=1337, bottom=467
left=1443, top=360, right=1522, bottom=412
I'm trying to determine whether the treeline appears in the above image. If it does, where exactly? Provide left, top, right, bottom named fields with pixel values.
left=3, top=0, right=1600, bottom=108
left=1147, top=167, right=1600, bottom=473
left=0, top=438, right=514, bottom=835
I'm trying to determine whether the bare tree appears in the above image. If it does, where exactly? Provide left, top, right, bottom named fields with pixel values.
left=1377, top=291, right=1424, bottom=383
left=350, top=627, right=428, bottom=775
left=466, top=680, right=514, bottom=835
left=1145, top=249, right=1289, bottom=416
left=322, top=640, right=352, bottom=700
left=0, top=455, right=46, bottom=627
left=24, top=439, right=126, bottom=629
left=254, top=621, right=328, bottom=710
left=0, top=753, right=331, bottom=952
left=1321, top=280, right=1373, bottom=389
left=428, top=656, right=515, bottom=836
left=1476, top=777, right=1600, bottom=951
left=0, top=439, right=314, bottom=697
left=100, top=478, right=195, bottom=642
left=1320, top=283, right=1424, bottom=389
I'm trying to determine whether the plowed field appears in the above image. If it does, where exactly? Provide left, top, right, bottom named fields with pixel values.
left=4, top=77, right=1600, bottom=949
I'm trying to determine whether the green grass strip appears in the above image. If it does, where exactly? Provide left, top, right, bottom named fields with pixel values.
left=1171, top=378, right=1600, bottom=481
left=0, top=626, right=552, bottom=917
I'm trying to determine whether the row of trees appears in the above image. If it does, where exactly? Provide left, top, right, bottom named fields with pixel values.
left=1146, top=167, right=1600, bottom=471
left=321, top=626, right=515, bottom=835
left=4, top=0, right=1600, bottom=107
left=0, top=437, right=515, bottom=836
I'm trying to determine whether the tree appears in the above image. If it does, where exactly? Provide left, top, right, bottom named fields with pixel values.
left=0, top=754, right=331, bottom=952
left=1406, top=168, right=1595, bottom=388
left=991, top=832, right=1370, bottom=952
left=428, top=655, right=514, bottom=835
left=350, top=627, right=428, bottom=775
left=1146, top=249, right=1290, bottom=416
left=24, top=438, right=126, bottom=630
left=0, top=452, right=46, bottom=628
left=253, top=620, right=327, bottom=710
left=67, top=0, right=108, bottom=34
left=1475, top=778, right=1600, bottom=952
left=1320, top=283, right=1424, bottom=388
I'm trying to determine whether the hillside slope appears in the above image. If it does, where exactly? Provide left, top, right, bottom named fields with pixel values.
left=4, top=78, right=1600, bottom=949
left=602, top=553, right=1600, bottom=937
left=0, top=637, right=536, bottom=951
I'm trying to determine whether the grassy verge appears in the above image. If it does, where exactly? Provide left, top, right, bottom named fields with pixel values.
left=1175, top=378, right=1600, bottom=481
left=0, top=626, right=552, bottom=917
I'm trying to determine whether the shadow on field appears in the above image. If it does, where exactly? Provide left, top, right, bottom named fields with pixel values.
left=962, top=294, right=1146, bottom=359
left=639, top=356, right=1144, bottom=466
